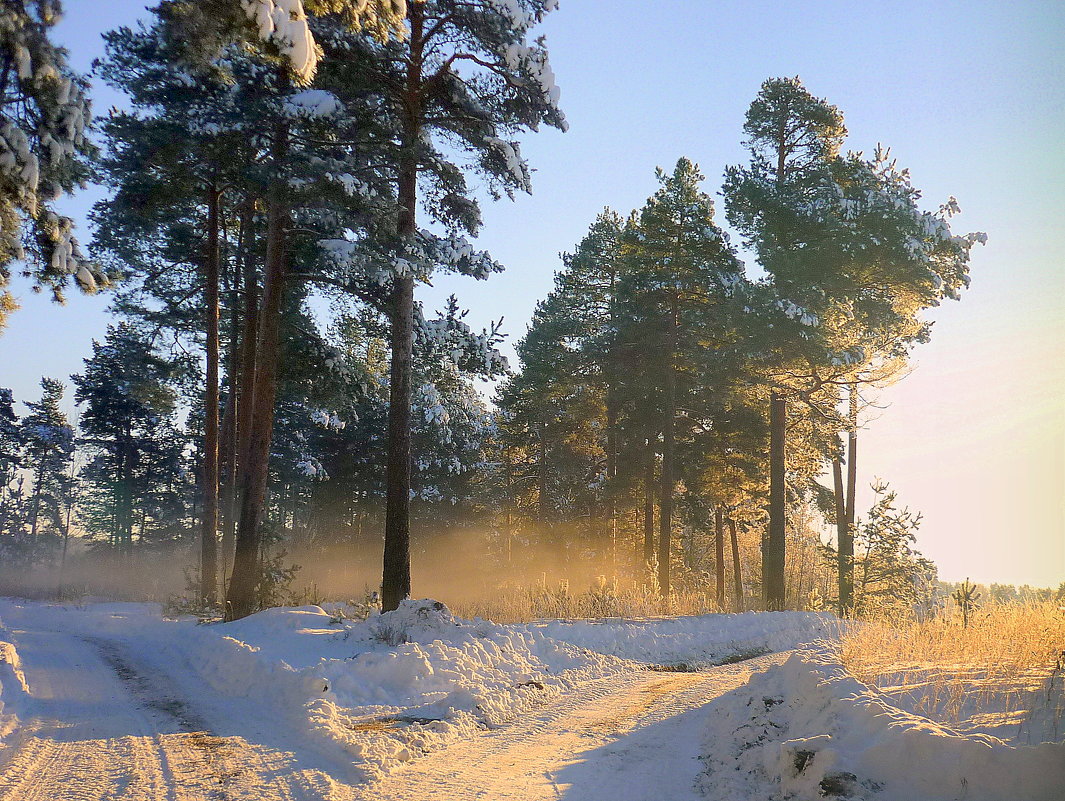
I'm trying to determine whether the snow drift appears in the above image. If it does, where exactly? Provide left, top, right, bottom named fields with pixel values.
left=699, top=642, right=1065, bottom=801
left=524, top=611, right=835, bottom=667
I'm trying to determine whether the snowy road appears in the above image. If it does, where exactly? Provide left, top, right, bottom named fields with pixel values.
left=0, top=608, right=363, bottom=801
left=361, top=653, right=789, bottom=801
left=0, top=602, right=788, bottom=801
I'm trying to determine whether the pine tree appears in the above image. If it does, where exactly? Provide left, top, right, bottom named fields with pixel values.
left=0, top=0, right=105, bottom=326
left=72, top=324, right=179, bottom=559
left=19, top=376, right=74, bottom=563
left=0, top=387, right=22, bottom=542
left=617, top=158, right=743, bottom=602
left=313, top=0, right=567, bottom=611
left=724, top=77, right=984, bottom=610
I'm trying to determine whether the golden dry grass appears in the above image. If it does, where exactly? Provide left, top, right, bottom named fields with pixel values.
left=840, top=601, right=1065, bottom=741
left=450, top=576, right=721, bottom=623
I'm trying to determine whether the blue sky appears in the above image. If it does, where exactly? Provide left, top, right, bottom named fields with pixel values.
left=1, top=0, right=1062, bottom=586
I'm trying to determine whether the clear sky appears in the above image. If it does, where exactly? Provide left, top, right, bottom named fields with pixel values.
left=1, top=1, right=1062, bottom=587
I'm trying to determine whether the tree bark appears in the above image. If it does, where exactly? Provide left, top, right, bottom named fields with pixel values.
left=200, top=184, right=221, bottom=604
left=227, top=204, right=259, bottom=578
left=764, top=393, right=786, bottom=610
left=381, top=2, right=425, bottom=612
left=642, top=440, right=655, bottom=564
left=226, top=122, right=289, bottom=621
left=729, top=517, right=743, bottom=611
left=715, top=507, right=725, bottom=609
left=658, top=297, right=678, bottom=603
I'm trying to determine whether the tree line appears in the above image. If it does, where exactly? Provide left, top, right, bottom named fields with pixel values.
left=0, top=2, right=985, bottom=618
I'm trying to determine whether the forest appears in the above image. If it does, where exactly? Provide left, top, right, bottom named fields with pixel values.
left=0, top=1, right=1003, bottom=621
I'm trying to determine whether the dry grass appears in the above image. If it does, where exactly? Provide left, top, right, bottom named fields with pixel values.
left=450, top=575, right=722, bottom=623
left=840, top=601, right=1065, bottom=743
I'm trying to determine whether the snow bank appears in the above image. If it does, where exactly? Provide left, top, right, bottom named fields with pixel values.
left=183, top=600, right=629, bottom=779
left=699, top=643, right=1065, bottom=801
left=522, top=611, right=835, bottom=667
left=0, top=617, right=30, bottom=741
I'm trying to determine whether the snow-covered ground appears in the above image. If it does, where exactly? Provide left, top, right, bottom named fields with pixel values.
left=0, top=598, right=1060, bottom=800
left=698, top=643, right=1065, bottom=801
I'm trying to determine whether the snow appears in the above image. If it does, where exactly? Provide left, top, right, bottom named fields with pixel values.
left=242, top=0, right=319, bottom=83
left=284, top=89, right=341, bottom=118
left=1, top=599, right=1057, bottom=798
left=522, top=610, right=835, bottom=667
left=698, top=641, right=1065, bottom=800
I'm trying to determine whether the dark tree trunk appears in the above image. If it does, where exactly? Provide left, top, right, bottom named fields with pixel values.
left=834, top=384, right=859, bottom=614
left=219, top=205, right=249, bottom=582
left=715, top=507, right=725, bottom=609
left=227, top=205, right=259, bottom=578
left=227, top=123, right=289, bottom=621
left=833, top=453, right=849, bottom=613
left=764, top=393, right=786, bottom=610
left=381, top=2, right=425, bottom=612
left=200, top=185, right=221, bottom=604
left=729, top=517, right=743, bottom=611
left=642, top=440, right=655, bottom=564
left=605, top=266, right=618, bottom=572
left=658, top=298, right=678, bottom=602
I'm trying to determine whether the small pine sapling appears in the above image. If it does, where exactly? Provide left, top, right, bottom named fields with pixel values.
left=952, top=578, right=981, bottom=628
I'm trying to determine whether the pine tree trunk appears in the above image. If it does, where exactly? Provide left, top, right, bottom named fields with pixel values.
left=227, top=205, right=259, bottom=579
left=381, top=2, right=425, bottom=613
left=715, top=507, right=725, bottom=608
left=227, top=122, right=289, bottom=621
left=27, top=463, right=43, bottom=565
left=845, top=383, right=858, bottom=598
left=218, top=207, right=247, bottom=584
left=200, top=185, right=221, bottom=604
left=643, top=440, right=655, bottom=564
left=833, top=452, right=850, bottom=613
left=537, top=422, right=549, bottom=524
left=658, top=298, right=678, bottom=603
left=729, top=517, right=743, bottom=611
left=605, top=267, right=618, bottom=573
left=764, top=393, right=786, bottom=610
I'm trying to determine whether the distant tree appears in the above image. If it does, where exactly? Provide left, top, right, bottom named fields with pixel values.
left=0, top=387, right=22, bottom=539
left=851, top=480, right=935, bottom=617
left=617, top=158, right=743, bottom=602
left=72, top=324, right=180, bottom=559
left=19, top=376, right=74, bottom=562
left=0, top=0, right=106, bottom=327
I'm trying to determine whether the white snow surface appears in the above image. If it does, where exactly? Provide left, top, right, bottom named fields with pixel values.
left=1, top=599, right=1056, bottom=799
left=522, top=610, right=836, bottom=667
left=699, top=641, right=1065, bottom=801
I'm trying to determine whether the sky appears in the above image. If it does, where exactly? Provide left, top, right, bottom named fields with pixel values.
left=0, top=0, right=1062, bottom=588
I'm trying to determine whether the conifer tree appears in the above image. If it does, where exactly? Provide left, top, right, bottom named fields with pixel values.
left=0, top=387, right=21, bottom=542
left=72, top=324, right=180, bottom=558
left=316, top=0, right=567, bottom=611
left=618, top=158, right=743, bottom=602
left=19, top=376, right=74, bottom=562
left=724, top=77, right=983, bottom=610
left=0, top=0, right=105, bottom=326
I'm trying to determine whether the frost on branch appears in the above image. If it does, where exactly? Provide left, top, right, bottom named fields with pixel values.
left=319, top=228, right=503, bottom=289
left=0, top=0, right=104, bottom=309
left=417, top=298, right=509, bottom=378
